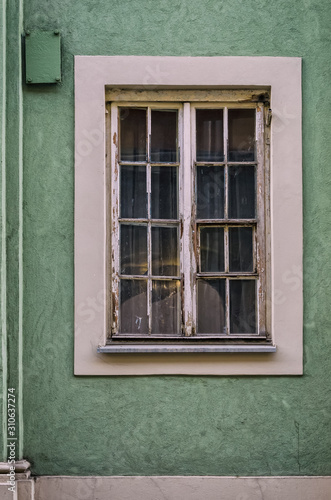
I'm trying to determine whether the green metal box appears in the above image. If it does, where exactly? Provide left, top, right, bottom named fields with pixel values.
left=25, top=30, right=61, bottom=84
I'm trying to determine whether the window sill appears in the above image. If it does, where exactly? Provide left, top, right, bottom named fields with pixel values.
left=97, top=344, right=276, bottom=354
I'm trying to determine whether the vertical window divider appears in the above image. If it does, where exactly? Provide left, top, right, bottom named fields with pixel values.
left=147, top=106, right=152, bottom=334
left=256, top=103, right=266, bottom=336
left=226, top=277, right=230, bottom=336
left=253, top=225, right=257, bottom=272
left=224, top=106, right=230, bottom=335
left=191, top=104, right=197, bottom=335
left=110, top=103, right=120, bottom=334
left=224, top=227, right=229, bottom=273
left=224, top=107, right=228, bottom=220
left=224, top=227, right=230, bottom=335
left=178, top=105, right=184, bottom=335
left=183, top=102, right=194, bottom=336
left=105, top=103, right=112, bottom=340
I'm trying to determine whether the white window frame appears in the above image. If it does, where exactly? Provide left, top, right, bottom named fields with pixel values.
left=108, top=98, right=268, bottom=343
left=74, top=56, right=302, bottom=375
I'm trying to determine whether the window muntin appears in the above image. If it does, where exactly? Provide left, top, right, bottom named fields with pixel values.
left=109, top=98, right=268, bottom=343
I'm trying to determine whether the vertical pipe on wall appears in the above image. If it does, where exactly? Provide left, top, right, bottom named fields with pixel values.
left=5, top=0, right=24, bottom=461
left=18, top=0, right=24, bottom=462
left=0, top=0, right=7, bottom=463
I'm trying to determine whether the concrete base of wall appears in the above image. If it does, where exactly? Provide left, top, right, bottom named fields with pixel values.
left=1, top=475, right=331, bottom=500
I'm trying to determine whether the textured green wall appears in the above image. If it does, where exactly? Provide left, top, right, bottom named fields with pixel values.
left=22, top=0, right=331, bottom=476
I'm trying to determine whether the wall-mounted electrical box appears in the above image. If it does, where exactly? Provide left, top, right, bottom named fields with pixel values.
left=25, top=30, right=61, bottom=84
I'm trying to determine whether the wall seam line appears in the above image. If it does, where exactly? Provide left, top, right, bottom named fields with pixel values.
left=1, top=0, right=7, bottom=463
left=18, top=0, right=24, bottom=460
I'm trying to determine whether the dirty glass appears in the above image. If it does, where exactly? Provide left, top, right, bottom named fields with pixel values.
left=120, top=107, right=146, bottom=161
left=197, top=279, right=226, bottom=334
left=228, top=109, right=255, bottom=162
left=120, top=224, right=147, bottom=275
left=228, top=166, right=255, bottom=219
left=120, top=165, right=147, bottom=219
left=230, top=280, right=256, bottom=333
left=229, top=227, right=253, bottom=272
left=151, top=166, right=178, bottom=219
left=196, top=109, right=224, bottom=162
left=152, top=280, right=180, bottom=334
left=152, top=226, right=179, bottom=276
left=200, top=227, right=224, bottom=272
left=196, top=165, right=224, bottom=219
left=151, top=110, right=177, bottom=162
left=120, top=280, right=147, bottom=334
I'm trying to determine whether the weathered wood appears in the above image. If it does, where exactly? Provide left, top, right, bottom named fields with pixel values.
left=106, top=88, right=270, bottom=103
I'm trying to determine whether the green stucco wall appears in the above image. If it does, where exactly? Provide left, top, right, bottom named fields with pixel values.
left=20, top=0, right=331, bottom=476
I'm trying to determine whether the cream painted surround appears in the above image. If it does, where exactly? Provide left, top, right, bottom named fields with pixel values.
left=74, top=56, right=302, bottom=375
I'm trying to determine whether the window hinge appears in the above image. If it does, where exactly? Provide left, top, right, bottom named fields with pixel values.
left=266, top=108, right=272, bottom=127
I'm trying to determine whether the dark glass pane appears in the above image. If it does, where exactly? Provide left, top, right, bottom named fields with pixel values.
left=230, top=280, right=256, bottom=333
left=197, top=165, right=224, bottom=219
left=152, top=280, right=180, bottom=334
left=151, top=110, right=177, bottom=162
left=152, top=226, right=179, bottom=276
left=228, top=109, right=255, bottom=162
left=120, top=225, right=147, bottom=275
left=121, top=165, right=147, bottom=218
left=228, top=166, right=255, bottom=219
left=196, top=109, right=224, bottom=161
left=197, top=279, right=226, bottom=334
left=151, top=166, right=178, bottom=219
left=120, top=108, right=146, bottom=161
left=229, top=227, right=253, bottom=272
left=200, top=227, right=224, bottom=272
left=120, top=280, right=147, bottom=334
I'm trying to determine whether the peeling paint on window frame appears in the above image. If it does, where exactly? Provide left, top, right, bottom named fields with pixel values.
left=106, top=90, right=271, bottom=346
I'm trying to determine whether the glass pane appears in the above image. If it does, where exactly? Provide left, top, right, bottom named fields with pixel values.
left=200, top=227, right=224, bottom=272
left=120, top=225, right=147, bottom=275
left=120, top=280, right=147, bottom=334
left=230, top=280, right=256, bottom=333
left=229, top=227, right=253, bottom=272
left=151, top=110, right=177, bottom=162
left=151, top=166, right=178, bottom=219
left=228, top=109, right=255, bottom=162
left=197, top=279, right=226, bottom=334
left=120, top=108, right=146, bottom=161
left=197, top=165, right=224, bottom=219
left=228, top=166, right=255, bottom=219
left=121, top=165, right=147, bottom=219
left=152, top=226, right=179, bottom=276
left=152, top=280, right=180, bottom=334
left=196, top=109, right=224, bottom=161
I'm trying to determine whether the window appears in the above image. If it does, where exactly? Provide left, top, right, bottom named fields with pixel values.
left=107, top=95, right=270, bottom=345
left=74, top=56, right=302, bottom=375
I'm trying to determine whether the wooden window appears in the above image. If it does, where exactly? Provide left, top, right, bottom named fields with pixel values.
left=107, top=93, right=270, bottom=345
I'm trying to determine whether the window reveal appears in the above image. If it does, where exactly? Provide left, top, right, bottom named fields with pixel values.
left=109, top=100, right=267, bottom=342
